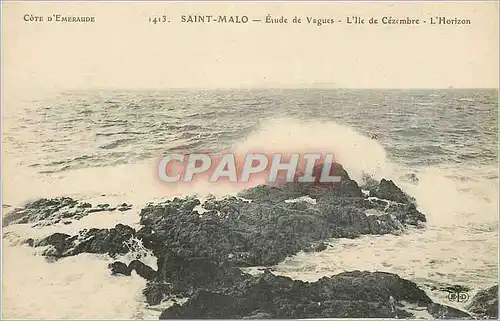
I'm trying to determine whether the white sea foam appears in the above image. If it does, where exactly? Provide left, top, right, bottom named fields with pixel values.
left=2, top=244, right=150, bottom=319
left=399, top=301, right=434, bottom=319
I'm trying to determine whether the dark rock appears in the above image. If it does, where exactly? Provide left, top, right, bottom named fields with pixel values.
left=3, top=197, right=77, bottom=226
left=35, top=232, right=74, bottom=257
left=136, top=226, right=164, bottom=255
left=313, top=271, right=432, bottom=306
left=78, top=202, right=92, bottom=208
left=308, top=162, right=363, bottom=198
left=160, top=291, right=246, bottom=319
left=378, top=179, right=412, bottom=203
left=466, top=285, right=498, bottom=318
left=158, top=270, right=456, bottom=319
left=360, top=173, right=380, bottom=193
left=108, top=259, right=157, bottom=279
left=129, top=260, right=157, bottom=280
left=137, top=178, right=426, bottom=267
left=313, top=242, right=328, bottom=252
left=285, top=162, right=363, bottom=198
left=117, top=203, right=133, bottom=212
left=71, top=224, right=135, bottom=256
left=362, top=178, right=415, bottom=205
left=236, top=184, right=300, bottom=203
left=427, top=303, right=471, bottom=319
left=442, top=285, right=471, bottom=293
left=143, top=282, right=173, bottom=305
left=3, top=197, right=132, bottom=227
left=109, top=261, right=131, bottom=276
left=303, top=242, right=329, bottom=253
left=405, top=173, right=419, bottom=184
left=146, top=252, right=248, bottom=303
left=87, top=207, right=107, bottom=214
left=34, top=224, right=136, bottom=259
left=331, top=163, right=364, bottom=197
left=387, top=203, right=427, bottom=225
left=237, top=162, right=362, bottom=201
left=24, top=238, right=35, bottom=247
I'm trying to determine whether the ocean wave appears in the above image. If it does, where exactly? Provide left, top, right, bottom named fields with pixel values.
left=165, top=140, right=205, bottom=153
left=3, top=89, right=497, bottom=174
left=448, top=128, right=480, bottom=134
left=99, top=138, right=134, bottom=150
left=96, top=131, right=144, bottom=137
left=39, top=165, right=71, bottom=173
left=398, top=145, right=450, bottom=157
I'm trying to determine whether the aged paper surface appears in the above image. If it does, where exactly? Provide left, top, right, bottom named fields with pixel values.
left=1, top=1, right=498, bottom=319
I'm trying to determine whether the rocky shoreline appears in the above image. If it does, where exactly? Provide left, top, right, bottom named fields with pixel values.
left=3, top=163, right=498, bottom=319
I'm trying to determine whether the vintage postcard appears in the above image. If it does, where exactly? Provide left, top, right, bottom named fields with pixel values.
left=1, top=1, right=498, bottom=319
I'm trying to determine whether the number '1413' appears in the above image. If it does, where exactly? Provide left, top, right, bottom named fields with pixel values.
left=149, top=16, right=168, bottom=24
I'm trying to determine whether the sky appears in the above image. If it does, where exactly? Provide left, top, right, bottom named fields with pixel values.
left=2, top=1, right=499, bottom=91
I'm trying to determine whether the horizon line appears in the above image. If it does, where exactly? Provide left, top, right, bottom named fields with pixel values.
left=56, top=86, right=500, bottom=91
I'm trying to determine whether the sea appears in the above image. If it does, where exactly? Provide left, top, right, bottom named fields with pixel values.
left=1, top=88, right=498, bottom=319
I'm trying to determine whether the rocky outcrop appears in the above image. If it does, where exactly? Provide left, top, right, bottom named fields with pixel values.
left=141, top=253, right=250, bottom=304
left=466, top=285, right=498, bottom=318
left=157, top=267, right=470, bottom=319
left=141, top=198, right=378, bottom=266
left=7, top=163, right=461, bottom=319
left=425, top=283, right=471, bottom=293
left=32, top=223, right=135, bottom=259
left=109, top=260, right=157, bottom=280
left=235, top=161, right=363, bottom=201
left=3, top=197, right=133, bottom=227
left=405, top=173, right=419, bottom=184
left=134, top=178, right=426, bottom=267
left=427, top=303, right=471, bottom=319
left=361, top=176, right=416, bottom=204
